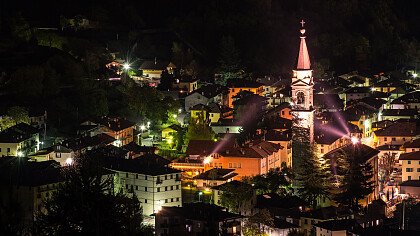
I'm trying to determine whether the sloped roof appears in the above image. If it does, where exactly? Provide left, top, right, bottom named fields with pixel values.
left=314, top=219, right=360, bottom=231
left=399, top=151, right=420, bottom=160
left=193, top=168, right=237, bottom=181
left=381, top=109, right=418, bottom=117
left=324, top=143, right=379, bottom=163
left=391, top=91, right=420, bottom=104
left=227, top=79, right=263, bottom=88
left=189, top=84, right=227, bottom=99
left=403, top=138, right=420, bottom=148
left=345, top=87, right=371, bottom=94
left=296, top=29, right=311, bottom=70
left=99, top=155, right=178, bottom=175
left=139, top=60, right=174, bottom=70
left=374, top=120, right=419, bottom=137
left=186, top=140, right=218, bottom=156
left=0, top=123, right=39, bottom=143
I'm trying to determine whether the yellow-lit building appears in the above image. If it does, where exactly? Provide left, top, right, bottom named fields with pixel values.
left=227, top=80, right=264, bottom=108
left=139, top=60, right=176, bottom=79
left=0, top=123, right=40, bottom=157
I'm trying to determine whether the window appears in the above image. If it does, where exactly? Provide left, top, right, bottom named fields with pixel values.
left=135, top=186, right=138, bottom=190
left=406, top=168, right=413, bottom=172
left=170, top=174, right=173, bottom=179
left=229, top=163, right=232, bottom=168
left=125, top=184, right=129, bottom=189
left=417, top=168, right=420, bottom=172
left=145, top=199, right=147, bottom=203
left=238, top=163, right=241, bottom=168
left=157, top=187, right=160, bottom=192
left=176, top=185, right=180, bottom=190
left=126, top=173, right=129, bottom=178
left=171, top=198, right=174, bottom=202
left=165, top=175, right=168, bottom=180
left=384, top=138, right=388, bottom=142
left=165, top=186, right=168, bottom=191
left=392, top=137, right=396, bottom=141
left=408, top=176, right=412, bottom=180
left=408, top=161, right=412, bottom=164
left=403, top=138, right=406, bottom=141
left=7, top=148, right=10, bottom=153
left=320, top=149, right=324, bottom=154
left=145, top=187, right=147, bottom=192
left=176, top=197, right=180, bottom=202
left=136, top=174, right=138, bottom=179
left=171, top=186, right=174, bottom=190
left=165, top=199, right=168, bottom=203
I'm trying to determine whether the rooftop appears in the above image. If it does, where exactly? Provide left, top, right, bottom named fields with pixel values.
left=0, top=123, right=39, bottom=143
left=314, top=219, right=360, bottom=231
left=374, top=120, right=419, bottom=137
left=324, top=143, right=379, bottom=163
left=193, top=168, right=237, bottom=181
left=381, top=109, right=418, bottom=117
left=399, top=151, right=420, bottom=161
left=139, top=60, right=174, bottom=70
left=399, top=180, right=420, bottom=187
left=227, top=79, right=263, bottom=88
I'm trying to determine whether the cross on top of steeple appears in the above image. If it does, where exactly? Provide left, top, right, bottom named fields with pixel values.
left=300, top=19, right=305, bottom=28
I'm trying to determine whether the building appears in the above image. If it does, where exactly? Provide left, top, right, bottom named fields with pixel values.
left=399, top=151, right=420, bottom=182
left=314, top=219, right=361, bottom=236
left=342, top=87, right=371, bottom=104
left=172, top=76, right=198, bottom=93
left=155, top=203, right=243, bottom=236
left=0, top=158, right=64, bottom=226
left=212, top=180, right=256, bottom=216
left=184, top=84, right=227, bottom=111
left=399, top=180, right=420, bottom=197
left=374, top=120, right=420, bottom=147
left=139, top=59, right=176, bottom=79
left=380, top=109, right=418, bottom=121
left=204, top=141, right=284, bottom=179
left=299, top=206, right=354, bottom=236
left=291, top=22, right=315, bottom=143
left=193, top=168, right=237, bottom=188
left=0, top=123, right=40, bottom=157
left=81, top=117, right=135, bottom=147
left=29, top=144, right=74, bottom=166
left=99, top=153, right=182, bottom=216
left=390, top=91, right=420, bottom=110
left=226, top=80, right=264, bottom=108
left=344, top=103, right=377, bottom=138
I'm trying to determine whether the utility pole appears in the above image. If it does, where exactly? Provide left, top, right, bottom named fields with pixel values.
left=402, top=200, right=406, bottom=230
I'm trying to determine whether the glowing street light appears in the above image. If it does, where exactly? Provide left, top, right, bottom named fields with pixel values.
left=413, top=73, right=418, bottom=78
left=203, top=156, right=212, bottom=164
left=351, top=136, right=359, bottom=145
left=17, top=151, right=23, bottom=157
left=123, top=63, right=130, bottom=70
left=198, top=191, right=203, bottom=202
left=140, top=125, right=146, bottom=132
left=65, top=157, right=74, bottom=166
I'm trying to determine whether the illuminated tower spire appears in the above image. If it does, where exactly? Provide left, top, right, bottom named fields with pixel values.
left=291, top=19, right=314, bottom=143
left=296, top=20, right=311, bottom=70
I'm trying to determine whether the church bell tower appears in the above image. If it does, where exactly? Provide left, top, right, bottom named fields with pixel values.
left=291, top=20, right=315, bottom=143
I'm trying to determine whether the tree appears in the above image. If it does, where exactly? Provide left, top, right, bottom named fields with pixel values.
left=8, top=12, right=32, bottom=41
left=217, top=36, right=242, bottom=85
left=334, top=145, right=375, bottom=212
left=219, top=181, right=254, bottom=214
left=243, top=209, right=274, bottom=236
left=0, top=116, right=15, bottom=131
left=379, top=153, right=396, bottom=191
left=35, top=155, right=145, bottom=236
left=248, top=164, right=293, bottom=195
left=185, top=115, right=215, bottom=143
left=7, top=106, right=30, bottom=125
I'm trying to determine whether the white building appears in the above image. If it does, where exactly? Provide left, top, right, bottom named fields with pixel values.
left=100, top=154, right=182, bottom=216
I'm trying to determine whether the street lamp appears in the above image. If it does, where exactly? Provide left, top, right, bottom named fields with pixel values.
left=65, top=157, right=74, bottom=166
left=140, top=125, right=146, bottom=132
left=123, top=63, right=130, bottom=70
left=413, top=73, right=418, bottom=78
left=198, top=191, right=203, bottom=202
left=351, top=136, right=359, bottom=145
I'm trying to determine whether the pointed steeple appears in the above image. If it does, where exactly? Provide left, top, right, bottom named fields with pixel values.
left=296, top=20, right=311, bottom=70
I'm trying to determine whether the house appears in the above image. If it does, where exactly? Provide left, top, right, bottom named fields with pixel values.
left=255, top=193, right=307, bottom=220
left=61, top=133, right=116, bottom=154
left=0, top=158, right=64, bottom=226
left=265, top=102, right=293, bottom=120
left=399, top=180, right=420, bottom=197
left=193, top=168, right=237, bottom=188
left=81, top=117, right=135, bottom=146
left=98, top=153, right=182, bottom=216
left=0, top=123, right=40, bottom=157
left=344, top=103, right=377, bottom=138
left=403, top=138, right=420, bottom=153
left=155, top=203, right=243, bottom=236
left=390, top=91, right=420, bottom=110
left=29, top=109, right=47, bottom=129
left=190, top=103, right=230, bottom=124
left=212, top=180, right=256, bottom=216
left=162, top=124, right=183, bottom=139
left=399, top=151, right=420, bottom=182
left=267, top=217, right=300, bottom=236
left=341, top=87, right=371, bottom=104
left=314, top=94, right=344, bottom=113
left=29, top=144, right=74, bottom=166
left=315, top=123, right=351, bottom=156
left=380, top=109, right=417, bottom=121
left=204, top=141, right=284, bottom=179
left=211, top=119, right=243, bottom=134
left=264, top=129, right=292, bottom=167
left=139, top=59, right=176, bottom=79
left=299, top=206, right=354, bottom=236
left=172, top=76, right=198, bottom=93
left=227, top=79, right=264, bottom=108
left=184, top=84, right=227, bottom=111
left=232, top=91, right=268, bottom=120
left=324, top=144, right=379, bottom=205
left=185, top=140, right=219, bottom=160
left=314, top=219, right=361, bottom=236
left=374, top=120, right=420, bottom=147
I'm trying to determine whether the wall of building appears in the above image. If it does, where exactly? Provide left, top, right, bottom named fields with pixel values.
left=401, top=160, right=420, bottom=181
left=114, top=171, right=182, bottom=215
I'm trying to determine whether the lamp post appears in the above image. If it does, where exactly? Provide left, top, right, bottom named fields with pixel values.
left=198, top=191, right=203, bottom=202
